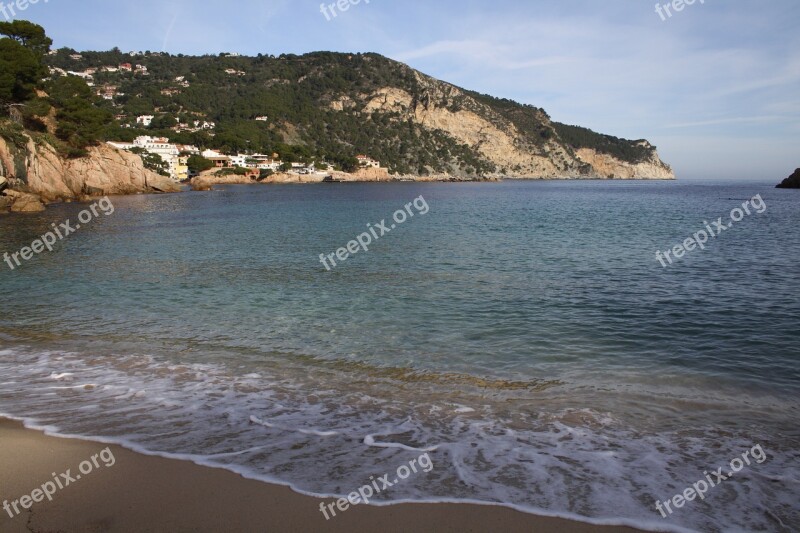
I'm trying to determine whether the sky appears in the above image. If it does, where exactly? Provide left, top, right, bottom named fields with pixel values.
left=8, top=0, right=800, bottom=180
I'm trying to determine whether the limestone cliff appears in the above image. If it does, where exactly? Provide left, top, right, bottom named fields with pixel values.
left=0, top=131, right=180, bottom=212
left=575, top=147, right=675, bottom=180
left=358, top=71, right=674, bottom=180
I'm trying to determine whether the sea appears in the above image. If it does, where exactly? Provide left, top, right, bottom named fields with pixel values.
left=1, top=180, right=798, bottom=532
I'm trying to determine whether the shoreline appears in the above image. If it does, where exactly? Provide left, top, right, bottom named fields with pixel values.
left=0, top=417, right=651, bottom=533
left=3, top=178, right=678, bottom=213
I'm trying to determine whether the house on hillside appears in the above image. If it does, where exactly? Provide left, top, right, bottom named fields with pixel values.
left=356, top=155, right=381, bottom=169
left=202, top=150, right=231, bottom=168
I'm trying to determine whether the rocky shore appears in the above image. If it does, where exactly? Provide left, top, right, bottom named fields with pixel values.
left=0, top=132, right=180, bottom=214
left=189, top=166, right=499, bottom=190
left=0, top=127, right=675, bottom=214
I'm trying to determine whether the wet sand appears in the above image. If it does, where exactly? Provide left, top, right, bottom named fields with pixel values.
left=0, top=418, right=648, bottom=533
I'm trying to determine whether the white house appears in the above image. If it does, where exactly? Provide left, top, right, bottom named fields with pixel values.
left=356, top=155, right=381, bottom=169
left=107, top=137, right=186, bottom=181
left=202, top=149, right=225, bottom=159
left=67, top=71, right=93, bottom=80
left=229, top=154, right=249, bottom=167
left=137, top=115, right=154, bottom=127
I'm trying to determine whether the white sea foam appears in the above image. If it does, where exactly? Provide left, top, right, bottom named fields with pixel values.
left=249, top=415, right=339, bottom=437
left=0, top=345, right=797, bottom=533
left=364, top=433, right=439, bottom=452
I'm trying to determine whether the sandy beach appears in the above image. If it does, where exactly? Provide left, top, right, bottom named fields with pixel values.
left=0, top=418, right=646, bottom=533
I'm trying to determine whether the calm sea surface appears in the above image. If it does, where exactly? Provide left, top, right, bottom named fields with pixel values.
left=1, top=181, right=798, bottom=532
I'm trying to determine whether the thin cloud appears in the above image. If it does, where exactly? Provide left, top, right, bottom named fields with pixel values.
left=394, top=40, right=571, bottom=71
left=664, top=116, right=788, bottom=129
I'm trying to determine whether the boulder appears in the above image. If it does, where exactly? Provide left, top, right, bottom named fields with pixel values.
left=146, top=173, right=182, bottom=193
left=7, top=190, right=46, bottom=213
left=0, top=195, right=11, bottom=213
left=0, top=176, right=7, bottom=194
left=82, top=184, right=105, bottom=196
left=190, top=180, right=213, bottom=192
left=776, top=168, right=800, bottom=189
left=190, top=173, right=254, bottom=191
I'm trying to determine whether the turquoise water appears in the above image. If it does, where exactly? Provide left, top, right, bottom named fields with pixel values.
left=1, top=181, right=798, bottom=532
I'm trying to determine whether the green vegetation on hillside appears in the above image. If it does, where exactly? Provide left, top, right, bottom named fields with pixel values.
left=552, top=123, right=653, bottom=164
left=2, top=20, right=660, bottom=174
left=0, top=21, right=111, bottom=158
left=46, top=50, right=499, bottom=174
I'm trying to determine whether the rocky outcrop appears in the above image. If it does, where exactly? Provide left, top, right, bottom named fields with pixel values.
left=359, top=73, right=674, bottom=180
left=258, top=168, right=391, bottom=184
left=776, top=168, right=800, bottom=189
left=0, top=131, right=180, bottom=211
left=575, top=147, right=674, bottom=179
left=259, top=172, right=326, bottom=184
left=190, top=172, right=257, bottom=190
left=5, top=190, right=46, bottom=213
left=363, top=85, right=567, bottom=178
left=330, top=167, right=392, bottom=182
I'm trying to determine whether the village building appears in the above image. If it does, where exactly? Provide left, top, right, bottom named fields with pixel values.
left=356, top=155, right=381, bottom=169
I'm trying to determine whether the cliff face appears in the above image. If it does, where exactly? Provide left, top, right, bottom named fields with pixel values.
left=575, top=148, right=675, bottom=180
left=0, top=133, right=180, bottom=208
left=355, top=71, right=674, bottom=180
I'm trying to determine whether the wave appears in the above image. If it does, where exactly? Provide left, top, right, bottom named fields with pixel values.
left=0, top=344, right=797, bottom=533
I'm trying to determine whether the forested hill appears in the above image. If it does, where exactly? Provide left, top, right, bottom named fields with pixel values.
left=43, top=47, right=673, bottom=178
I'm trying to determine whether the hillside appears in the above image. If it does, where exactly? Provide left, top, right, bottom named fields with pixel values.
left=0, top=21, right=181, bottom=213
left=46, top=49, right=674, bottom=180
